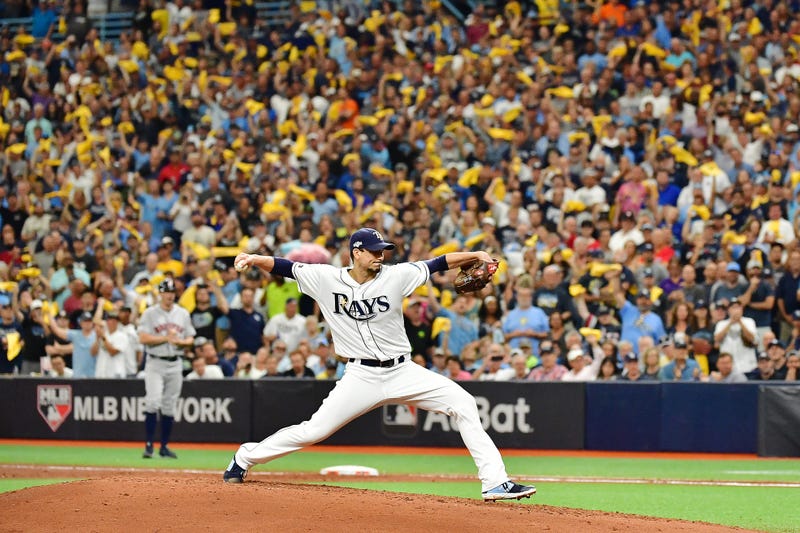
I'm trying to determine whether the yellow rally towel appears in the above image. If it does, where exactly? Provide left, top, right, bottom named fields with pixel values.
left=579, top=327, right=602, bottom=339
left=178, top=284, right=197, bottom=313
left=430, top=241, right=460, bottom=256
left=431, top=317, right=452, bottom=339
left=589, top=262, right=622, bottom=278
left=569, top=284, right=587, bottom=297
left=6, top=332, right=22, bottom=361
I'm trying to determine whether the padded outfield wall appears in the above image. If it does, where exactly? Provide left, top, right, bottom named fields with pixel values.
left=1, top=378, right=797, bottom=455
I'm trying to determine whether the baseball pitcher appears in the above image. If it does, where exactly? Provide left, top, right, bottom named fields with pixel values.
left=223, top=228, right=535, bottom=501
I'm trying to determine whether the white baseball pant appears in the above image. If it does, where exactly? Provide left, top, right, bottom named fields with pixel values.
left=236, top=360, right=510, bottom=491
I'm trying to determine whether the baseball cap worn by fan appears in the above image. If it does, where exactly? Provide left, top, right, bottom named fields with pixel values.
left=567, top=348, right=584, bottom=361
left=349, top=228, right=396, bottom=253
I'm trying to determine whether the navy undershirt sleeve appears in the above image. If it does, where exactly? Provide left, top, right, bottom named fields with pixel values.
left=272, top=257, right=295, bottom=278
left=423, top=255, right=449, bottom=274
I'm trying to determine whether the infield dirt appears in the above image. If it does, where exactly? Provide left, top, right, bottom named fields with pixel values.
left=0, top=468, right=758, bottom=533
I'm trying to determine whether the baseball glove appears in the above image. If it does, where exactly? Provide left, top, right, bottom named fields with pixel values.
left=454, top=259, right=499, bottom=294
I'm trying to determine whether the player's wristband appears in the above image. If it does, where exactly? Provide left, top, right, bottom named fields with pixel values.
left=424, top=255, right=449, bottom=274
left=273, top=257, right=295, bottom=278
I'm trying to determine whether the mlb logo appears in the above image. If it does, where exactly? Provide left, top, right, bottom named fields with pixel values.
left=381, top=404, right=418, bottom=438
left=37, top=384, right=72, bottom=432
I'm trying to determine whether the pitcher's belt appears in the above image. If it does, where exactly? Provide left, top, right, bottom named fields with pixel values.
left=349, top=355, right=406, bottom=368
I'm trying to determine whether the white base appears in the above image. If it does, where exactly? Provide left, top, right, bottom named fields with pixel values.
left=319, top=465, right=379, bottom=476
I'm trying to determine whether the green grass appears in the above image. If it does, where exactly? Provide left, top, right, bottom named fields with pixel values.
left=3, top=444, right=800, bottom=532
left=2, top=444, right=800, bottom=482
left=0, top=478, right=76, bottom=492
left=313, top=481, right=800, bottom=533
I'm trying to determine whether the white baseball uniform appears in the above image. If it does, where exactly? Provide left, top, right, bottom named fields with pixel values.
left=234, top=261, right=510, bottom=491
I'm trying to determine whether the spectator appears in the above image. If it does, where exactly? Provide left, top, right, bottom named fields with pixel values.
left=189, top=283, right=229, bottom=347
left=710, top=263, right=749, bottom=305
left=427, top=292, right=478, bottom=358
left=706, top=352, right=747, bottom=383
left=403, top=297, right=434, bottom=365
left=641, top=348, right=663, bottom=380
left=780, top=251, right=800, bottom=340
left=507, top=352, right=530, bottom=382
left=93, top=309, right=130, bottom=379
left=316, top=357, right=341, bottom=380
left=47, top=354, right=73, bottom=378
left=428, top=348, right=449, bottom=376
left=527, top=342, right=564, bottom=380
left=262, top=297, right=306, bottom=354
left=0, top=298, right=22, bottom=374
left=619, top=354, right=648, bottom=382
left=612, top=271, right=666, bottom=354
left=785, top=352, right=800, bottom=382
left=766, top=340, right=789, bottom=380
left=473, top=345, right=514, bottom=382
left=713, top=298, right=758, bottom=374
left=186, top=356, right=224, bottom=380
left=264, top=274, right=301, bottom=319
left=194, top=337, right=232, bottom=377
left=18, top=299, right=51, bottom=375
left=48, top=310, right=98, bottom=378
left=445, top=355, right=472, bottom=381
left=596, top=356, right=620, bottom=381
left=502, top=286, right=550, bottom=352
left=746, top=352, right=779, bottom=381
left=533, top=265, right=573, bottom=323
left=281, top=351, right=315, bottom=379
left=227, top=287, right=266, bottom=355
left=659, top=335, right=701, bottom=381
left=562, top=347, right=603, bottom=382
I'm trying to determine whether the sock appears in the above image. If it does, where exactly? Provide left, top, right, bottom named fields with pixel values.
left=160, top=415, right=174, bottom=449
left=144, top=412, right=157, bottom=447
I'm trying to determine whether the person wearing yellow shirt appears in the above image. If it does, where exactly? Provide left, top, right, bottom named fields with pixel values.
left=155, top=237, right=184, bottom=277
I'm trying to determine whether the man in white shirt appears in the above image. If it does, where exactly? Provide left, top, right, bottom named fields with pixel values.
left=574, top=168, right=607, bottom=210
left=186, top=355, right=225, bottom=380
left=47, top=355, right=74, bottom=378
left=713, top=298, right=758, bottom=373
left=262, top=297, right=307, bottom=353
left=758, top=202, right=795, bottom=246
left=608, top=210, right=644, bottom=253
left=561, top=347, right=603, bottom=381
left=94, top=310, right=133, bottom=379
left=474, top=345, right=515, bottom=381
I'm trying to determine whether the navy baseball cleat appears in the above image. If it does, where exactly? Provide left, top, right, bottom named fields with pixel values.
left=223, top=456, right=248, bottom=483
left=482, top=481, right=537, bottom=501
left=159, top=446, right=178, bottom=459
left=143, top=443, right=154, bottom=459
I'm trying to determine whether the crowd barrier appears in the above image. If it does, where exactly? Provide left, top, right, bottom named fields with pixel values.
left=1, top=378, right=797, bottom=456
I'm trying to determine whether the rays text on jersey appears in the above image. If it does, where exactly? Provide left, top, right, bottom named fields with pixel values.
left=333, top=293, right=390, bottom=321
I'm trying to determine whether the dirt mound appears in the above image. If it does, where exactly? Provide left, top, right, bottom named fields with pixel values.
left=1, top=475, right=751, bottom=533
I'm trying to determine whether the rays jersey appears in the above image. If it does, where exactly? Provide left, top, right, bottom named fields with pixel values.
left=292, top=261, right=429, bottom=361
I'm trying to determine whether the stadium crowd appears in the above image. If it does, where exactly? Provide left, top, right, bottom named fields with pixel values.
left=1, top=0, right=800, bottom=383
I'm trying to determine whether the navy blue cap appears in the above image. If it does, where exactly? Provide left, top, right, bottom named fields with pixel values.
left=349, top=228, right=396, bottom=252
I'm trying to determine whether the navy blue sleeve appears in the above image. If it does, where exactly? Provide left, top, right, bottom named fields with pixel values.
left=272, top=258, right=296, bottom=278
left=423, top=255, right=449, bottom=274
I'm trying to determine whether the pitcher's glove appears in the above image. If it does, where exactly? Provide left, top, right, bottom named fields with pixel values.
left=454, top=260, right=499, bottom=294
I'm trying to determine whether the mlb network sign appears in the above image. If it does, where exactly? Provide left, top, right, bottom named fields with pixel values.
left=35, top=384, right=234, bottom=432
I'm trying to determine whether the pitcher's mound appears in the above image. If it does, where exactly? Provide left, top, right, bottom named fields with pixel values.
left=2, top=476, right=748, bottom=532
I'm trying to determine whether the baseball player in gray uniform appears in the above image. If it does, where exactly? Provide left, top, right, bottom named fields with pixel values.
left=138, top=278, right=196, bottom=459
left=223, top=228, right=535, bottom=501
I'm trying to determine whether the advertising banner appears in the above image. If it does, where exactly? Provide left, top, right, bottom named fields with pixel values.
left=6, top=378, right=251, bottom=442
